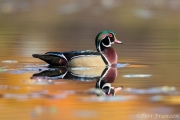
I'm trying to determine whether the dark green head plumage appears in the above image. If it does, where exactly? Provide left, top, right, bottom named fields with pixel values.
left=96, top=30, right=116, bottom=42
left=95, top=30, right=122, bottom=52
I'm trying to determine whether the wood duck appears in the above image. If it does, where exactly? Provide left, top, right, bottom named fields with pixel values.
left=32, top=30, right=123, bottom=67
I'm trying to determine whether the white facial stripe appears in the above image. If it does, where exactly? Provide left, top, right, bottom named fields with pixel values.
left=108, top=36, right=114, bottom=45
left=102, top=42, right=111, bottom=47
left=102, top=37, right=111, bottom=47
left=108, top=37, right=112, bottom=44
left=98, top=34, right=114, bottom=52
left=108, top=37, right=111, bottom=41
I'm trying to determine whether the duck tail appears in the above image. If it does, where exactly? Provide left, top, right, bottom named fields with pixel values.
left=32, top=54, right=67, bottom=66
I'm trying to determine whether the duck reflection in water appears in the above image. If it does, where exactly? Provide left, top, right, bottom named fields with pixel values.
left=31, top=67, right=123, bottom=96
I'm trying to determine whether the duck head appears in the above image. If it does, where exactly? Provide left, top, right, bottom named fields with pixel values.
left=95, top=30, right=123, bottom=65
left=95, top=30, right=123, bottom=52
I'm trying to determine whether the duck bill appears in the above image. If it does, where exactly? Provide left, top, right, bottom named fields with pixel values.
left=114, top=38, right=123, bottom=44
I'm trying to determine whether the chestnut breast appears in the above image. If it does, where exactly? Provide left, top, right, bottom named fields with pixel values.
left=102, top=47, right=118, bottom=65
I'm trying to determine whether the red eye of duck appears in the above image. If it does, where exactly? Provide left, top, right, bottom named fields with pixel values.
left=108, top=34, right=113, bottom=38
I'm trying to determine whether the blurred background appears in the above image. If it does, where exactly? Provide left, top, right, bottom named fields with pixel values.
left=0, top=0, right=180, bottom=120
left=1, top=0, right=180, bottom=60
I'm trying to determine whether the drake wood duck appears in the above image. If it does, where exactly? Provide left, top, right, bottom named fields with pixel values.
left=32, top=30, right=123, bottom=67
